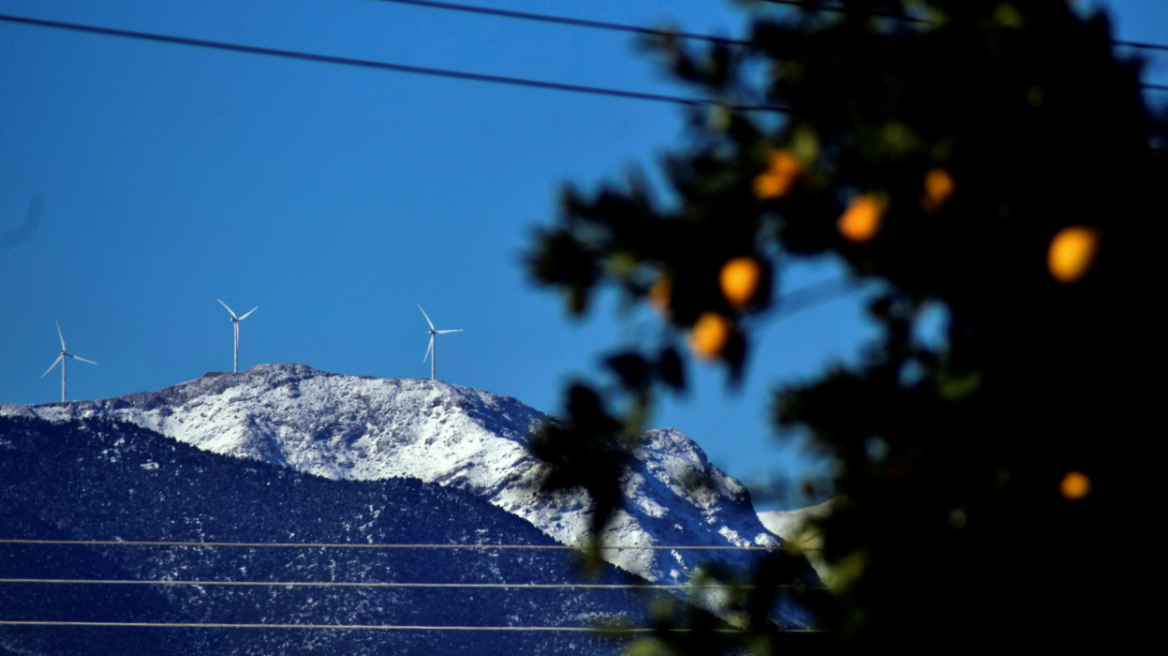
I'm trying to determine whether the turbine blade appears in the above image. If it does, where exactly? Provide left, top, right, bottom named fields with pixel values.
left=436, top=329, right=462, bottom=334
left=71, top=355, right=98, bottom=365
left=42, top=355, right=63, bottom=378
left=423, top=335, right=434, bottom=363
left=417, top=305, right=435, bottom=330
left=56, top=321, right=66, bottom=350
left=217, top=299, right=238, bottom=319
left=238, top=307, right=258, bottom=320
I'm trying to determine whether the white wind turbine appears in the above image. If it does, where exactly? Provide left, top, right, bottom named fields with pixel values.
left=418, top=305, right=462, bottom=380
left=41, top=321, right=97, bottom=402
left=217, top=299, right=257, bottom=373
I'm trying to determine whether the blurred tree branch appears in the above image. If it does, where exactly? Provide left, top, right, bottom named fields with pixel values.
left=525, top=1, right=1165, bottom=653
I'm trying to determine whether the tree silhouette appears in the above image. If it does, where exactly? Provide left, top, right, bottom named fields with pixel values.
left=526, top=1, right=1164, bottom=653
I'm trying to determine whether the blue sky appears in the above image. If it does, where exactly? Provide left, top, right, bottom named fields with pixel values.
left=2, top=0, right=1164, bottom=508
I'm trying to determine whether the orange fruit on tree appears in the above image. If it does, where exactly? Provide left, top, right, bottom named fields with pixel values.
left=1059, top=471, right=1092, bottom=500
left=719, top=256, right=764, bottom=307
left=919, top=168, right=955, bottom=214
left=753, top=150, right=802, bottom=200
left=838, top=194, right=886, bottom=243
left=688, top=312, right=732, bottom=360
left=1047, top=226, right=1100, bottom=283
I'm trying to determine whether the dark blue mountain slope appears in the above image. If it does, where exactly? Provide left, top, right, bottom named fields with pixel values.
left=0, top=416, right=683, bottom=656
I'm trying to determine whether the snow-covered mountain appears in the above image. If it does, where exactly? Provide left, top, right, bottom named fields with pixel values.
left=1, top=363, right=781, bottom=586
left=0, top=414, right=668, bottom=656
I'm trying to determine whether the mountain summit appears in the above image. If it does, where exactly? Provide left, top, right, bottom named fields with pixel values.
left=2, top=363, right=781, bottom=584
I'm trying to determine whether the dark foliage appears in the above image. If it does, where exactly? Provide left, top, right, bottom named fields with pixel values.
left=524, top=1, right=1164, bottom=653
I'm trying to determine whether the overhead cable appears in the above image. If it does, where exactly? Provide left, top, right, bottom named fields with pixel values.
left=0, top=13, right=787, bottom=113
left=1112, top=39, right=1168, bottom=53
left=368, top=0, right=929, bottom=32
left=364, top=0, right=746, bottom=45
left=0, top=620, right=783, bottom=632
left=0, top=538, right=795, bottom=550
left=368, top=0, right=1168, bottom=52
left=0, top=577, right=806, bottom=590
left=2, top=12, right=1161, bottom=105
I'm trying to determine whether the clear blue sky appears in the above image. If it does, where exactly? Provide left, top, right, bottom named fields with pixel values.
left=2, top=0, right=1164, bottom=508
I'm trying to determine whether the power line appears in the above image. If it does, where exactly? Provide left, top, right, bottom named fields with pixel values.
left=0, top=13, right=787, bottom=113
left=364, top=0, right=746, bottom=46
left=0, top=577, right=805, bottom=590
left=368, top=0, right=930, bottom=33
left=0, top=538, right=795, bottom=551
left=0, top=620, right=822, bottom=633
left=2, top=10, right=1160, bottom=109
left=368, top=0, right=1168, bottom=52
left=0, top=620, right=787, bottom=632
left=766, top=276, right=863, bottom=325
left=1113, top=39, right=1168, bottom=53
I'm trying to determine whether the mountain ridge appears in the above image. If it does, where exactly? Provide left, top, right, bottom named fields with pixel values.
left=1, top=363, right=783, bottom=586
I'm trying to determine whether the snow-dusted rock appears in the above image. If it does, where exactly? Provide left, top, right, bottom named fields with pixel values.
left=1, top=363, right=782, bottom=584
left=758, top=500, right=834, bottom=585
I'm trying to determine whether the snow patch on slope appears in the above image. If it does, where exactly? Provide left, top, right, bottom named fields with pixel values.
left=757, top=500, right=835, bottom=585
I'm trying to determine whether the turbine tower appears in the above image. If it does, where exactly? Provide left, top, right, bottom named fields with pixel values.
left=418, top=305, right=462, bottom=380
left=217, top=299, right=257, bottom=373
left=41, top=321, right=96, bottom=402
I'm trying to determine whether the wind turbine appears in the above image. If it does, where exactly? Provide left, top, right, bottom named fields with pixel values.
left=418, top=305, right=462, bottom=380
left=217, top=299, right=257, bottom=373
left=41, top=321, right=96, bottom=402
